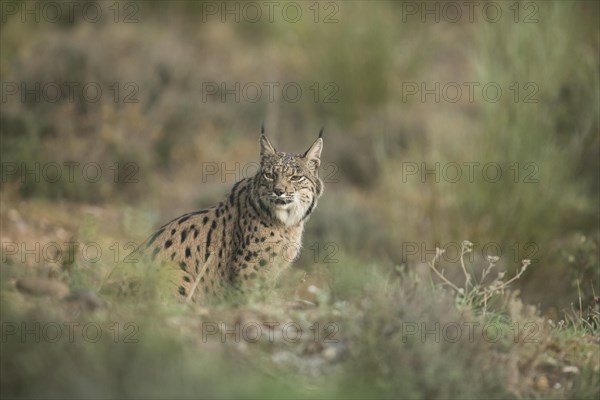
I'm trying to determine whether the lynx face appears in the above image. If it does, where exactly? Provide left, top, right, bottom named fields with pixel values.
left=255, top=134, right=324, bottom=227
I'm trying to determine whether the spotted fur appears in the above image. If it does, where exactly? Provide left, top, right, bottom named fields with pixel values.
left=137, top=129, right=324, bottom=302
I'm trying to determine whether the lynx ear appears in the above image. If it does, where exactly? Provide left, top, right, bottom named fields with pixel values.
left=303, top=131, right=323, bottom=172
left=260, top=134, right=276, bottom=157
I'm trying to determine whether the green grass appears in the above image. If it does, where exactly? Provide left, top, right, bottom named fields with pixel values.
left=2, top=223, right=598, bottom=398
left=1, top=1, right=598, bottom=398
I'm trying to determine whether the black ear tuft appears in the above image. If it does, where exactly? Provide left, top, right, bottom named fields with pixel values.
left=261, top=123, right=265, bottom=135
left=319, top=126, right=324, bottom=138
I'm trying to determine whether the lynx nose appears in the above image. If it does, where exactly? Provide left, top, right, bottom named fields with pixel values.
left=273, top=188, right=285, bottom=196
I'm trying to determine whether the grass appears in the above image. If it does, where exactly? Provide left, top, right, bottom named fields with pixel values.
left=1, top=200, right=599, bottom=399
left=1, top=1, right=599, bottom=398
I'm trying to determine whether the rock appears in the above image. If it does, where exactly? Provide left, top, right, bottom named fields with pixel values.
left=562, top=365, right=580, bottom=374
left=16, top=277, right=69, bottom=298
left=322, top=346, right=338, bottom=361
left=535, top=375, right=549, bottom=390
left=321, top=342, right=348, bottom=363
left=65, top=290, right=105, bottom=312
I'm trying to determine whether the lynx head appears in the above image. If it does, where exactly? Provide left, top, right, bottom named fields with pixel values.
left=254, top=128, right=324, bottom=227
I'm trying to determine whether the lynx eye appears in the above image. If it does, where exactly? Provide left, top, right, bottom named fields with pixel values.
left=263, top=172, right=274, bottom=180
left=290, top=175, right=304, bottom=182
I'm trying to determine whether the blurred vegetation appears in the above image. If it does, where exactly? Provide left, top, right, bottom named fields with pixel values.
left=1, top=1, right=599, bottom=398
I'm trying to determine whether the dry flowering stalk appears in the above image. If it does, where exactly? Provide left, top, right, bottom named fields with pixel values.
left=427, top=239, right=533, bottom=311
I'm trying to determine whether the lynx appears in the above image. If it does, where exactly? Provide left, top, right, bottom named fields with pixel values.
left=138, top=128, right=324, bottom=302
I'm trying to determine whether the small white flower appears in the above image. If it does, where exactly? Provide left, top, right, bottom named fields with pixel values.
left=462, top=240, right=473, bottom=253
left=562, top=366, right=580, bottom=374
